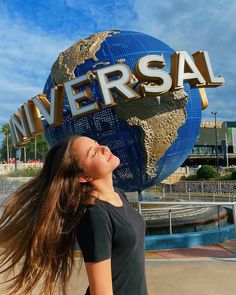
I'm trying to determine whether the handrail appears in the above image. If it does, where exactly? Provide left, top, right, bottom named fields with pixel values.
left=138, top=200, right=236, bottom=235
left=138, top=201, right=236, bottom=205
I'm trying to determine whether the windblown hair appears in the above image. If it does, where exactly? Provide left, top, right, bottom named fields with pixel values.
left=0, top=135, right=95, bottom=295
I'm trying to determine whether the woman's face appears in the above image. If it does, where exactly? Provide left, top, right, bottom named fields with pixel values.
left=71, top=136, right=120, bottom=180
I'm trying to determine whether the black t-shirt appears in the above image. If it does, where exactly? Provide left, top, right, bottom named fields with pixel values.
left=76, top=187, right=148, bottom=295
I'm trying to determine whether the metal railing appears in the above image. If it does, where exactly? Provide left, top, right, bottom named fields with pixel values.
left=138, top=200, right=236, bottom=235
left=160, top=181, right=236, bottom=195
left=0, top=178, right=30, bottom=195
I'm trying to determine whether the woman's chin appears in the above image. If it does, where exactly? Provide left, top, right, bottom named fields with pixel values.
left=113, top=156, right=120, bottom=169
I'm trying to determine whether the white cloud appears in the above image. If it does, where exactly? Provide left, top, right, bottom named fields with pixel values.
left=65, top=0, right=136, bottom=32
left=0, top=79, right=42, bottom=99
left=0, top=3, right=74, bottom=129
left=131, top=0, right=236, bottom=121
left=0, top=0, right=235, bottom=141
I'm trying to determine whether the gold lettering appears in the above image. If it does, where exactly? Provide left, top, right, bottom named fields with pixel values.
left=96, top=63, right=140, bottom=105
left=170, top=51, right=206, bottom=89
left=32, top=85, right=64, bottom=126
left=64, top=73, right=100, bottom=118
left=135, top=54, right=172, bottom=96
left=23, top=99, right=44, bottom=136
left=192, top=51, right=224, bottom=87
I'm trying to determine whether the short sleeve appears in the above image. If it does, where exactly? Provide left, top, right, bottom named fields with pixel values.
left=76, top=205, right=113, bottom=262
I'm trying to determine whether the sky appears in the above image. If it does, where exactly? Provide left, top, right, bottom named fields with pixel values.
left=0, top=0, right=235, bottom=142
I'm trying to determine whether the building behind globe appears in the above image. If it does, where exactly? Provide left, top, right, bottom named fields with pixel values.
left=43, top=30, right=202, bottom=192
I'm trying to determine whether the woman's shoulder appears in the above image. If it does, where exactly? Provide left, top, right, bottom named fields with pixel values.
left=82, top=201, right=109, bottom=220
left=78, top=202, right=112, bottom=233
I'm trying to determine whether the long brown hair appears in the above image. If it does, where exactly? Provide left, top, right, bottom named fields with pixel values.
left=0, top=135, right=95, bottom=295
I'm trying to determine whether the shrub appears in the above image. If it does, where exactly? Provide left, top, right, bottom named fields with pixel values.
left=226, top=167, right=236, bottom=173
left=6, top=167, right=42, bottom=177
left=218, top=173, right=232, bottom=181
left=186, top=174, right=199, bottom=181
left=231, top=171, right=236, bottom=180
left=197, top=165, right=219, bottom=180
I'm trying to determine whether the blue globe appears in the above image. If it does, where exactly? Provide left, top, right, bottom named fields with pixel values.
left=43, top=30, right=201, bottom=192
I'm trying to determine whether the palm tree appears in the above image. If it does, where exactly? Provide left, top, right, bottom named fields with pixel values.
left=1, top=123, right=10, bottom=162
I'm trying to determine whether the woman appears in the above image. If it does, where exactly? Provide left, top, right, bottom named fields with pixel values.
left=0, top=135, right=148, bottom=295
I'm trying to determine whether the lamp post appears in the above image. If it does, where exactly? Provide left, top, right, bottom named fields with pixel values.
left=211, top=111, right=219, bottom=172
left=34, top=137, right=37, bottom=160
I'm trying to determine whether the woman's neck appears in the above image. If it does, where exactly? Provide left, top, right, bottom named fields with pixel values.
left=90, top=174, right=116, bottom=201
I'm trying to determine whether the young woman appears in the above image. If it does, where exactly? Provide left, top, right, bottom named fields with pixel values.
left=0, top=135, right=148, bottom=295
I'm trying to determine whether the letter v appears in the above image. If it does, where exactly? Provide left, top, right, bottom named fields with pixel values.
left=32, top=85, right=64, bottom=126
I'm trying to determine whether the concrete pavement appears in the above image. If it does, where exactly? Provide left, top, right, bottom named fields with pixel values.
left=144, top=238, right=236, bottom=295
left=1, top=239, right=236, bottom=294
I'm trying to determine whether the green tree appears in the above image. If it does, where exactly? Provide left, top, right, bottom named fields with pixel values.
left=24, top=134, right=49, bottom=161
left=0, top=124, right=49, bottom=162
left=0, top=123, right=10, bottom=162
left=197, top=165, right=219, bottom=180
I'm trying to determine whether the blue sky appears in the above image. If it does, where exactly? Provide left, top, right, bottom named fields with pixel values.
left=0, top=0, right=235, bottom=142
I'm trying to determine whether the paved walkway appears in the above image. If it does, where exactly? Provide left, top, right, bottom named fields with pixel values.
left=144, top=238, right=236, bottom=295
left=1, top=239, right=236, bottom=294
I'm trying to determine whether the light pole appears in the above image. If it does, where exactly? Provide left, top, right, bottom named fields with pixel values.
left=34, top=137, right=37, bottom=160
left=211, top=111, right=219, bottom=172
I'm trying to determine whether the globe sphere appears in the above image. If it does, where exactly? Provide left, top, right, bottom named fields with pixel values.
left=43, top=30, right=202, bottom=192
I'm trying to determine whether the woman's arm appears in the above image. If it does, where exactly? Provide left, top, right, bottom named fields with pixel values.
left=85, top=258, right=113, bottom=295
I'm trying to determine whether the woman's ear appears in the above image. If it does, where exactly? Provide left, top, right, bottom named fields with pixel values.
left=78, top=174, right=93, bottom=183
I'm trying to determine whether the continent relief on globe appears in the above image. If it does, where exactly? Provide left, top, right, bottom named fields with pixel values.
left=51, top=31, right=118, bottom=84
left=50, top=30, right=188, bottom=178
left=114, top=89, right=188, bottom=177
